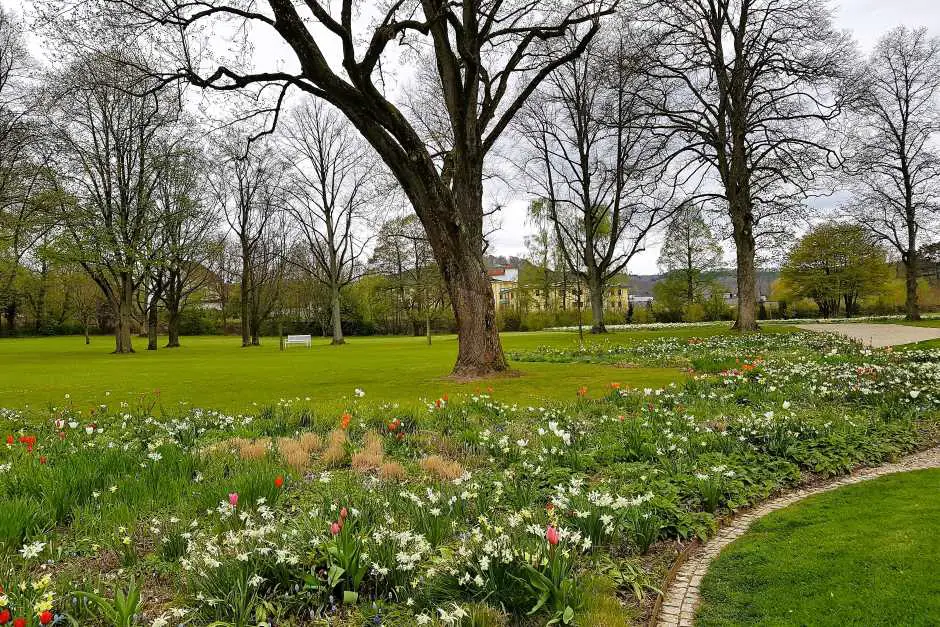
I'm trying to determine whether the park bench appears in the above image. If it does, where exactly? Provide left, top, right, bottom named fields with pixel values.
left=285, top=334, right=312, bottom=348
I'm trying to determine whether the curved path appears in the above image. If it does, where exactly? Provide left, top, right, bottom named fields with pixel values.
left=795, top=322, right=940, bottom=347
left=653, top=446, right=940, bottom=627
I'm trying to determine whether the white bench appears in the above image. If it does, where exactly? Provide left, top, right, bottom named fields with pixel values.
left=285, top=334, right=312, bottom=348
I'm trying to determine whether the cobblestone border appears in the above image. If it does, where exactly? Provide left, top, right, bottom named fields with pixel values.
left=651, top=446, right=940, bottom=627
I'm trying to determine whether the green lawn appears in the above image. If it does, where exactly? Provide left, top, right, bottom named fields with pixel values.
left=0, top=330, right=722, bottom=410
left=696, top=468, right=940, bottom=626
left=897, top=318, right=940, bottom=328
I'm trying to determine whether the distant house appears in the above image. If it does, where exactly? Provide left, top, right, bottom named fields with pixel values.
left=488, top=264, right=629, bottom=311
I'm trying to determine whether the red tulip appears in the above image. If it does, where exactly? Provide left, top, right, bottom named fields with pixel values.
left=546, top=525, right=559, bottom=546
left=0, top=609, right=10, bottom=624
left=274, top=476, right=284, bottom=489
left=5, top=435, right=12, bottom=445
left=39, top=610, right=53, bottom=625
left=39, top=456, right=47, bottom=465
left=12, top=617, right=25, bottom=627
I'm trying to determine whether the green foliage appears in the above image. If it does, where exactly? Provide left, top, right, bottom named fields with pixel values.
left=781, top=223, right=891, bottom=318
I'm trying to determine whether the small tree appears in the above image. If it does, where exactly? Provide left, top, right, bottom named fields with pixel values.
left=781, top=223, right=890, bottom=318
left=657, top=203, right=724, bottom=306
left=370, top=214, right=444, bottom=342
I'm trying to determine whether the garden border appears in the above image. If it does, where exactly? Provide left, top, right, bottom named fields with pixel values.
left=649, top=445, right=940, bottom=627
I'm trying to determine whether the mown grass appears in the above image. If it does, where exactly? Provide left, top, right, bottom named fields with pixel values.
left=0, top=329, right=743, bottom=410
left=696, top=468, right=940, bottom=626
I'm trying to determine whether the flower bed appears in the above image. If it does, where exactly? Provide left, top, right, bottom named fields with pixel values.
left=1, top=335, right=938, bottom=626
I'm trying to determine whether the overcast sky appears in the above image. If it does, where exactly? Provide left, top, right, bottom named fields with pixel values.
left=6, top=0, right=940, bottom=273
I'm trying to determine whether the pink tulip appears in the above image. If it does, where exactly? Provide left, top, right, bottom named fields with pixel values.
left=546, top=525, right=559, bottom=546
left=228, top=492, right=238, bottom=508
left=340, top=507, right=348, bottom=520
left=330, top=522, right=341, bottom=535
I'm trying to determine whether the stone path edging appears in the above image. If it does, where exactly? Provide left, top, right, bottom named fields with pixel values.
left=651, top=446, right=940, bottom=627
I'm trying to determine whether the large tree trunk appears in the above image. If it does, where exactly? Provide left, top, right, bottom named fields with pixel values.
left=240, top=250, right=251, bottom=347
left=587, top=273, right=606, bottom=334
left=113, top=278, right=135, bottom=353
left=904, top=254, right=920, bottom=321
left=729, top=201, right=759, bottom=332
left=330, top=285, right=345, bottom=345
left=147, top=300, right=159, bottom=350
left=419, top=174, right=508, bottom=377
left=166, top=306, right=181, bottom=348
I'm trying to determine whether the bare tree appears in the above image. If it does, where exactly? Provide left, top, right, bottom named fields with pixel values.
left=843, top=26, right=940, bottom=320
left=64, top=0, right=617, bottom=376
left=517, top=34, right=678, bottom=333
left=0, top=8, right=47, bottom=335
left=210, top=138, right=281, bottom=347
left=155, top=143, right=220, bottom=347
left=248, top=211, right=290, bottom=345
left=281, top=101, right=376, bottom=345
left=45, top=52, right=179, bottom=352
left=639, top=0, right=851, bottom=330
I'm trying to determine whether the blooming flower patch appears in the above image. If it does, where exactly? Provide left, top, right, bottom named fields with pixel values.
left=0, top=333, right=938, bottom=625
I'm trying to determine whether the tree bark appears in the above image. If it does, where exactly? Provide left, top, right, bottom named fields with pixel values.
left=240, top=250, right=251, bottom=347
left=147, top=299, right=159, bottom=350
left=418, top=174, right=508, bottom=377
left=113, top=277, right=135, bottom=353
left=588, top=273, right=606, bottom=334
left=84, top=321, right=90, bottom=345
left=166, top=308, right=181, bottom=347
left=729, top=198, right=759, bottom=332
left=904, top=254, right=921, bottom=321
left=330, top=285, right=345, bottom=345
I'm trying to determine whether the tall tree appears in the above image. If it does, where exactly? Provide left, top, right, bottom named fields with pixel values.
left=0, top=8, right=46, bottom=335
left=657, top=203, right=723, bottom=304
left=210, top=138, right=281, bottom=347
left=45, top=52, right=178, bottom=352
left=843, top=26, right=940, bottom=321
left=517, top=35, right=678, bottom=333
left=155, top=144, right=219, bottom=347
left=281, top=101, right=375, bottom=346
left=640, top=0, right=851, bottom=330
left=74, top=0, right=616, bottom=376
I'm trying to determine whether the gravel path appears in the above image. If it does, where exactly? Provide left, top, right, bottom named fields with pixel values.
left=795, top=323, right=940, bottom=347
left=654, top=446, right=940, bottom=627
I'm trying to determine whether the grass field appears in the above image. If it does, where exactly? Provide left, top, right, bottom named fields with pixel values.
left=696, top=469, right=940, bottom=626
left=0, top=329, right=732, bottom=410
